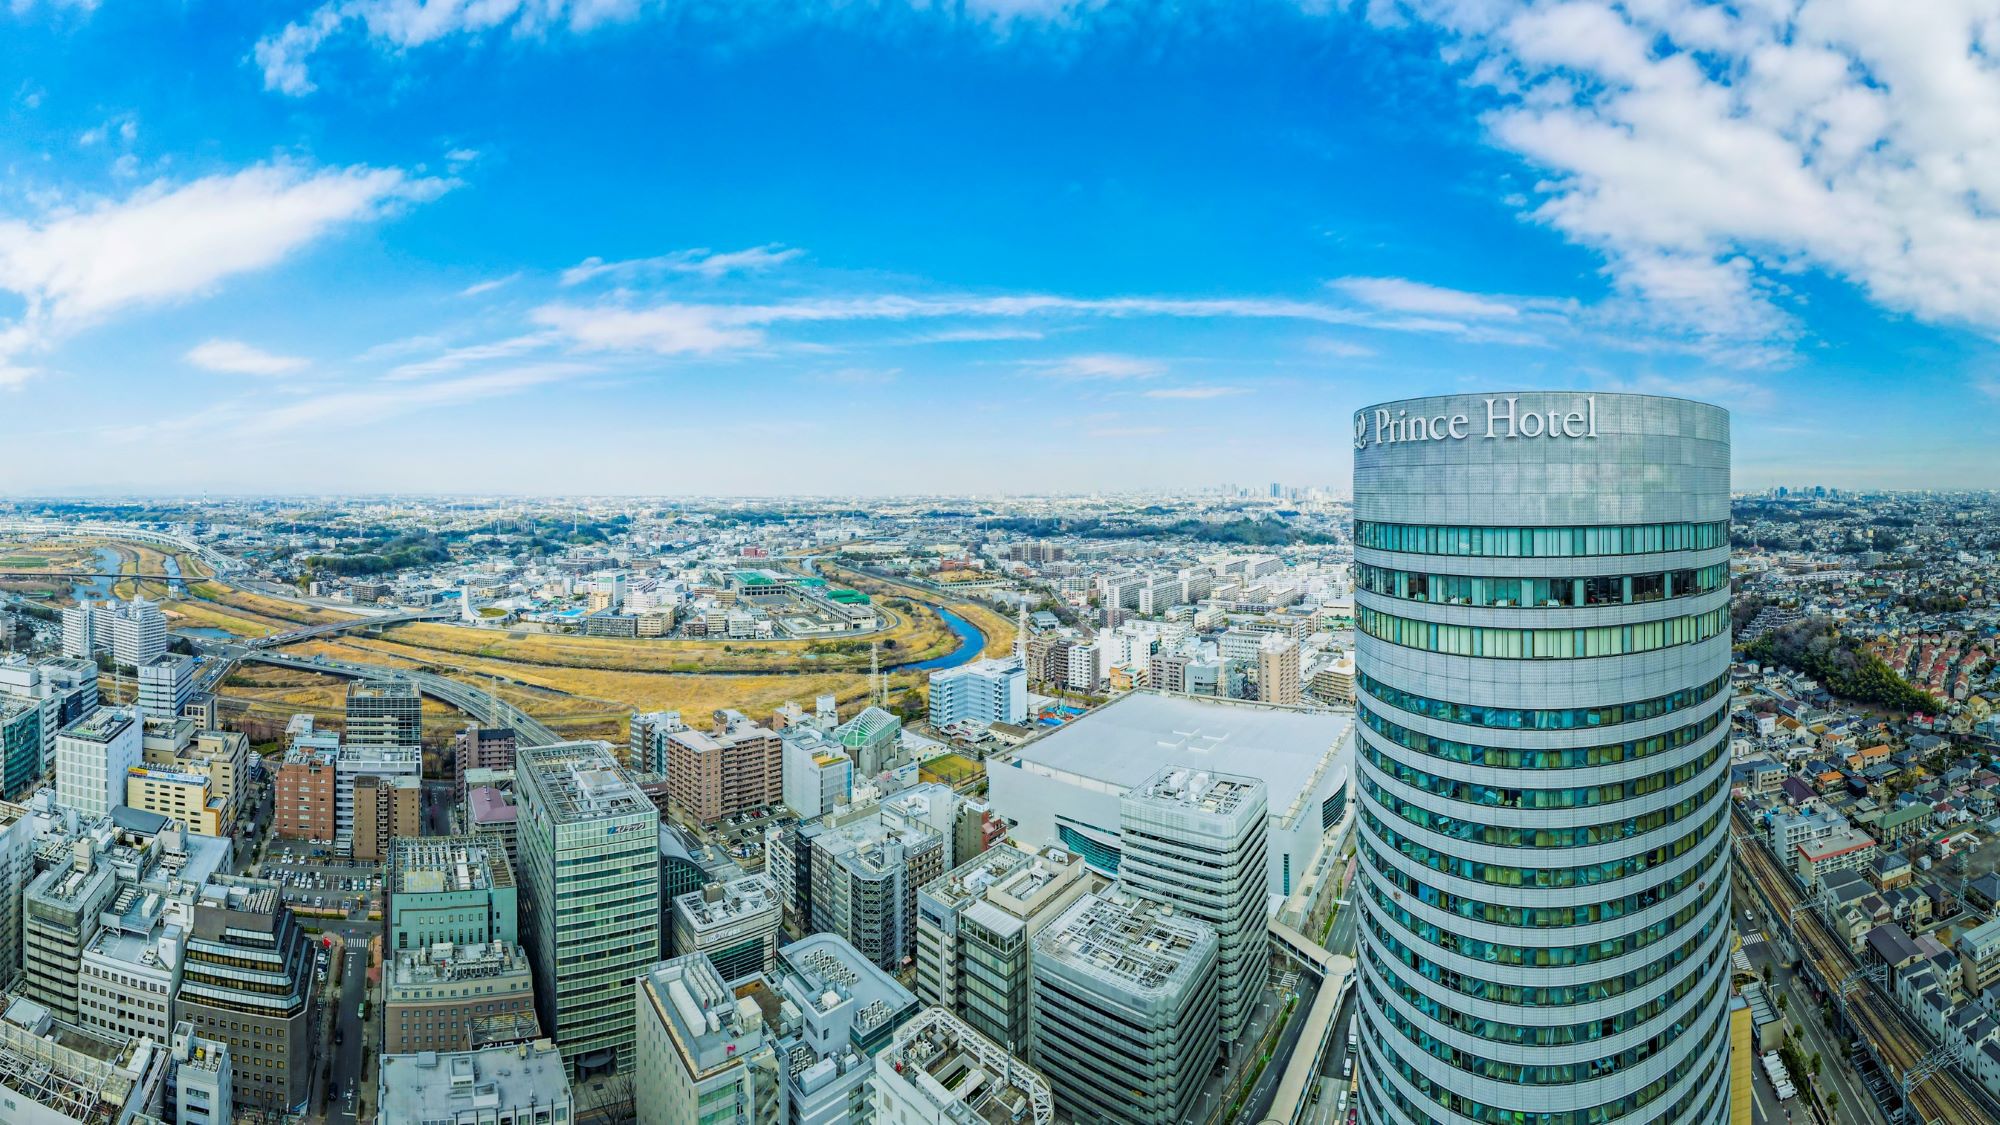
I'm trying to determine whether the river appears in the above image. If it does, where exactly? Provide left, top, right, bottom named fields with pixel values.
left=69, top=546, right=124, bottom=602
left=889, top=604, right=987, bottom=672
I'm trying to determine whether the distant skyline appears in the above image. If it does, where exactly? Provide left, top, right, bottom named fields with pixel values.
left=4, top=1, right=1999, bottom=495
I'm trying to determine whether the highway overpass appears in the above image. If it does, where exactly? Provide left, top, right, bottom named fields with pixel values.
left=247, top=606, right=456, bottom=649
left=240, top=650, right=561, bottom=746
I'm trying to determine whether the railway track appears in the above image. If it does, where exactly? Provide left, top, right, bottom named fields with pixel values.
left=1732, top=807, right=1995, bottom=1124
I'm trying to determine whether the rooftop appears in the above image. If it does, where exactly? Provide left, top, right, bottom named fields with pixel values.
left=876, top=1007, right=1052, bottom=1125
left=391, top=836, right=514, bottom=894
left=1035, top=887, right=1218, bottom=998
left=388, top=942, right=533, bottom=995
left=777, top=933, right=918, bottom=1042
left=675, top=876, right=780, bottom=931
left=0, top=998, right=156, bottom=1125
left=60, top=708, right=136, bottom=745
left=1124, top=766, right=1265, bottom=820
left=1006, top=691, right=1348, bottom=827
left=518, top=742, right=654, bottom=822
left=376, top=1040, right=571, bottom=1122
left=641, top=955, right=768, bottom=1077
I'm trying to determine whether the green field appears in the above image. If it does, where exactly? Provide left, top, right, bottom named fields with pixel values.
left=0, top=557, right=49, bottom=568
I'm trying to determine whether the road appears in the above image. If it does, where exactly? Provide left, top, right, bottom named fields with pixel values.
left=329, top=944, right=367, bottom=1124
left=1737, top=914, right=1881, bottom=1125
left=232, top=647, right=562, bottom=745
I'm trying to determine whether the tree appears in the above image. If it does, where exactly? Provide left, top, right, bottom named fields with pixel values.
left=1825, top=1090, right=1839, bottom=1115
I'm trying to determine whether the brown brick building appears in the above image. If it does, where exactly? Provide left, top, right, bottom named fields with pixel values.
left=382, top=941, right=540, bottom=1054
left=663, top=709, right=782, bottom=824
left=354, top=773, right=422, bottom=861
left=274, top=751, right=336, bottom=842
left=453, top=725, right=516, bottom=804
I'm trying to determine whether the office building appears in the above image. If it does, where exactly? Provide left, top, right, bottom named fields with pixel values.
left=986, top=692, right=1351, bottom=899
left=353, top=772, right=421, bottom=861
left=77, top=899, right=184, bottom=1047
left=0, top=657, right=100, bottom=777
left=871, top=1007, right=1053, bottom=1125
left=780, top=727, right=853, bottom=821
left=165, top=1021, right=232, bottom=1125
left=769, top=933, right=921, bottom=1124
left=23, top=844, right=119, bottom=1023
left=124, top=766, right=225, bottom=835
left=0, top=996, right=169, bottom=1125
left=629, top=710, right=686, bottom=775
left=928, top=657, right=1028, bottom=729
left=1030, top=887, right=1220, bottom=1125
left=516, top=741, right=662, bottom=1077
left=143, top=730, right=248, bottom=827
left=0, top=800, right=41, bottom=977
left=915, top=843, right=1102, bottom=1053
left=180, top=692, right=220, bottom=732
left=376, top=1040, right=574, bottom=1125
left=55, top=708, right=141, bottom=821
left=388, top=834, right=519, bottom=951
left=174, top=877, right=313, bottom=1113
left=345, top=678, right=422, bottom=749
left=635, top=954, right=775, bottom=1125
left=384, top=941, right=541, bottom=1054
left=663, top=709, right=782, bottom=825
left=809, top=815, right=944, bottom=971
left=1351, top=392, right=1733, bottom=1124
left=672, top=875, right=783, bottom=981
left=1257, top=635, right=1301, bottom=706
left=0, top=695, right=42, bottom=800
left=136, top=653, right=194, bottom=722
left=1118, top=768, right=1269, bottom=1048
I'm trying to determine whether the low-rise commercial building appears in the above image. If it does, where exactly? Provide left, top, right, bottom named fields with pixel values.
left=165, top=1021, right=232, bottom=1125
left=376, top=1040, right=574, bottom=1125
left=124, top=766, right=225, bottom=836
left=672, top=875, right=782, bottom=981
left=384, top=941, right=541, bottom=1054
left=388, top=834, right=519, bottom=952
left=871, top=1007, right=1052, bottom=1125
left=0, top=996, right=168, bottom=1125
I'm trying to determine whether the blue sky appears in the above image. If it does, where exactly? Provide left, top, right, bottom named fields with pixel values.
left=1, top=0, right=1997, bottom=495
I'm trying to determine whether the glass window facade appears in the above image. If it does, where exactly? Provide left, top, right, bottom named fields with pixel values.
left=1359, top=605, right=1729, bottom=659
left=1357, top=562, right=1727, bottom=608
left=1359, top=704, right=1725, bottom=771
left=1354, top=519, right=1729, bottom=557
left=1357, top=671, right=1730, bottom=732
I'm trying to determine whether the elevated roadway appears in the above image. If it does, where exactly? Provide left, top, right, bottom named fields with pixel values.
left=239, top=649, right=561, bottom=746
left=246, top=605, right=455, bottom=649
left=1260, top=922, right=1355, bottom=1125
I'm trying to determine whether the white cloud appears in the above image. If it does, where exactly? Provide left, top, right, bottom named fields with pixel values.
left=903, top=327, right=1048, bottom=343
left=185, top=338, right=309, bottom=376
left=387, top=332, right=557, bottom=379
left=807, top=368, right=899, bottom=386
left=1144, top=385, right=1247, bottom=399
left=1029, top=354, right=1165, bottom=380
left=0, top=161, right=444, bottom=384
left=560, top=244, right=804, bottom=286
left=459, top=272, right=520, bottom=297
left=1306, top=337, right=1376, bottom=358
left=1331, top=276, right=1520, bottom=318
left=1377, top=0, right=2000, bottom=358
left=252, top=363, right=596, bottom=431
left=256, top=0, right=649, bottom=95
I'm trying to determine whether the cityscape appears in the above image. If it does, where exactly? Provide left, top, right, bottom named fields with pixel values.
left=6, top=4, right=2000, bottom=1125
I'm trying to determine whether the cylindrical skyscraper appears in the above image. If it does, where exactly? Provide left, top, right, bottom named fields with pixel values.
left=1351, top=392, right=1733, bottom=1125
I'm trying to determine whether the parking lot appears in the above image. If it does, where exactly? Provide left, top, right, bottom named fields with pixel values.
left=708, top=806, right=786, bottom=867
left=259, top=840, right=385, bottom=920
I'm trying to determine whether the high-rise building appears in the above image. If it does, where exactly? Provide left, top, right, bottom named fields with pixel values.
left=335, top=744, right=421, bottom=844
left=454, top=724, right=517, bottom=803
left=915, top=843, right=1102, bottom=1054
left=1029, top=887, right=1220, bottom=1125
left=136, top=652, right=195, bottom=721
left=870, top=1007, right=1053, bottom=1125
left=767, top=933, right=921, bottom=1124
left=64, top=598, right=168, bottom=668
left=1351, top=392, right=1734, bottom=1125
left=663, top=710, right=782, bottom=824
left=273, top=746, right=337, bottom=841
left=344, top=678, right=422, bottom=749
left=1256, top=634, right=1301, bottom=706
left=516, top=741, right=662, bottom=1077
left=54, top=708, right=141, bottom=820
left=23, top=844, right=118, bottom=1022
left=0, top=695, right=42, bottom=800
left=1118, top=767, right=1269, bottom=1050
left=353, top=772, right=421, bottom=861
left=808, top=814, right=944, bottom=971
left=387, top=834, right=519, bottom=951
left=927, top=656, right=1029, bottom=729
left=174, top=877, right=313, bottom=1113
left=634, top=953, right=776, bottom=1125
